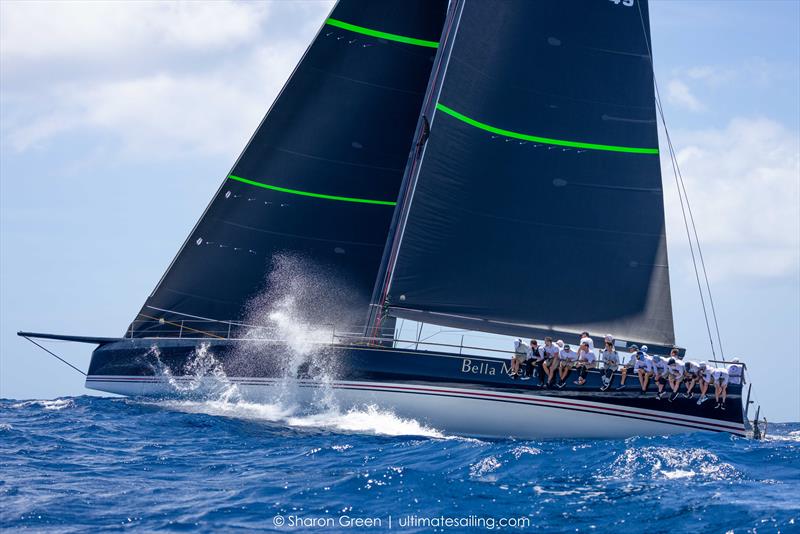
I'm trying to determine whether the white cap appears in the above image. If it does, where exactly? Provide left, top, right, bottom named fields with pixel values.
left=556, top=340, right=564, bottom=348
left=604, top=334, right=614, bottom=342
left=731, top=357, right=741, bottom=363
left=641, top=345, right=649, bottom=352
left=699, top=361, right=707, bottom=368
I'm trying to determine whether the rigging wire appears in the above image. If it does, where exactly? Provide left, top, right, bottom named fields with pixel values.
left=635, top=2, right=724, bottom=360
left=22, top=335, right=87, bottom=376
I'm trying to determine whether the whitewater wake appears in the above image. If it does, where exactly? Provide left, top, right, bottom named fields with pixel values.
left=152, top=398, right=447, bottom=438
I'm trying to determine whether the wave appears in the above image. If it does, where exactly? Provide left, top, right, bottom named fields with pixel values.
left=10, top=399, right=74, bottom=411
left=765, top=429, right=800, bottom=443
left=600, top=445, right=741, bottom=481
left=146, top=398, right=446, bottom=438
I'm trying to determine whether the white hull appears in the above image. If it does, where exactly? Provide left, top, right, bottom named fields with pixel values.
left=86, top=375, right=748, bottom=439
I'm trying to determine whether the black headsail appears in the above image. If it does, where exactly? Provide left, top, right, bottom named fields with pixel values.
left=130, top=0, right=447, bottom=337
left=378, top=0, right=676, bottom=351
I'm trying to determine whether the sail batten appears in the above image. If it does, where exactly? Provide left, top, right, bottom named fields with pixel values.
left=325, top=18, right=440, bottom=48
left=381, top=0, right=675, bottom=347
left=227, top=175, right=398, bottom=206
left=435, top=103, right=659, bottom=154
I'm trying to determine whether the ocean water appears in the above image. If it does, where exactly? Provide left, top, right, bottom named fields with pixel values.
left=1, top=395, right=798, bottom=533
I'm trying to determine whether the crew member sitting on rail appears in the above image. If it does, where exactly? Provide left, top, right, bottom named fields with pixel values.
left=557, top=342, right=576, bottom=388
left=542, top=337, right=560, bottom=387
left=674, top=356, right=703, bottom=399
left=651, top=355, right=670, bottom=399
left=682, top=358, right=701, bottom=399
left=510, top=338, right=529, bottom=379
left=574, top=341, right=596, bottom=386
left=713, top=367, right=729, bottom=410
left=524, top=339, right=544, bottom=381
left=634, top=350, right=654, bottom=395
left=727, top=358, right=745, bottom=385
left=667, top=356, right=685, bottom=401
left=599, top=340, right=619, bottom=391
left=615, top=345, right=639, bottom=391
left=697, top=362, right=714, bottom=405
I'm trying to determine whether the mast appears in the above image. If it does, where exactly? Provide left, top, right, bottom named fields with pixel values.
left=366, top=0, right=466, bottom=341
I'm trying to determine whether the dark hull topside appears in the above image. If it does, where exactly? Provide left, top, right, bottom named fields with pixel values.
left=87, top=337, right=746, bottom=431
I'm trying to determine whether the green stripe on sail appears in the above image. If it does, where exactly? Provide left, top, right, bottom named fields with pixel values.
left=325, top=18, right=439, bottom=48
left=228, top=175, right=397, bottom=206
left=435, top=103, right=659, bottom=155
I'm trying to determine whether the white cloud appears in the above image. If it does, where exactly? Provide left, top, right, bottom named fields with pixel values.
left=0, top=1, right=270, bottom=64
left=662, top=117, right=800, bottom=280
left=6, top=47, right=302, bottom=157
left=666, top=79, right=705, bottom=112
left=680, top=58, right=788, bottom=90
left=0, top=0, right=332, bottom=158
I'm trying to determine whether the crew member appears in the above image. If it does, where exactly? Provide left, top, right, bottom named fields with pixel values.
left=510, top=338, right=529, bottom=379
left=713, top=367, right=729, bottom=409
left=574, top=341, right=596, bottom=386
left=524, top=339, right=544, bottom=381
left=651, top=354, right=670, bottom=399
left=542, top=337, right=560, bottom=388
left=600, top=340, right=619, bottom=391
left=616, top=345, right=639, bottom=391
left=557, top=342, right=576, bottom=388
left=727, top=358, right=745, bottom=385
left=667, top=356, right=685, bottom=401
left=634, top=350, right=654, bottom=395
left=697, top=362, right=714, bottom=405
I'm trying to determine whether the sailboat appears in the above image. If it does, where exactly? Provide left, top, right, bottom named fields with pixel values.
left=19, top=0, right=759, bottom=439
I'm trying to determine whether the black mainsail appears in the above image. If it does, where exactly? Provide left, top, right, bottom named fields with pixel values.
left=378, top=0, right=676, bottom=350
left=131, top=0, right=448, bottom=337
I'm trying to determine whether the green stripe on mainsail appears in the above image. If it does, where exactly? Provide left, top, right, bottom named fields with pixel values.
left=435, top=103, right=659, bottom=155
left=325, top=18, right=439, bottom=48
left=227, top=175, right=397, bottom=206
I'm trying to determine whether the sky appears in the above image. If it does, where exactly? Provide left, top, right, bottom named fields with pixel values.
left=1, top=0, right=798, bottom=422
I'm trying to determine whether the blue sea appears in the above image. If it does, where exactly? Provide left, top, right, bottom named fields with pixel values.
left=1, top=395, right=798, bottom=533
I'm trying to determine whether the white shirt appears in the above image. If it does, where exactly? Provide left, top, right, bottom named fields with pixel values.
left=727, top=364, right=743, bottom=384
left=713, top=368, right=729, bottom=383
left=668, top=360, right=685, bottom=378
left=633, top=355, right=653, bottom=372
left=684, top=360, right=699, bottom=376
left=651, top=358, right=669, bottom=376
left=577, top=349, right=595, bottom=365
left=601, top=349, right=619, bottom=366
left=701, top=367, right=714, bottom=382
left=560, top=349, right=578, bottom=362
left=543, top=344, right=559, bottom=359
left=579, top=336, right=595, bottom=352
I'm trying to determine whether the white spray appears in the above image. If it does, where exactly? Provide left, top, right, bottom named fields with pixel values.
left=147, top=254, right=444, bottom=437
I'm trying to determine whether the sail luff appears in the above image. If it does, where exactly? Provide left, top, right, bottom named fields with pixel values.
left=366, top=0, right=467, bottom=338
